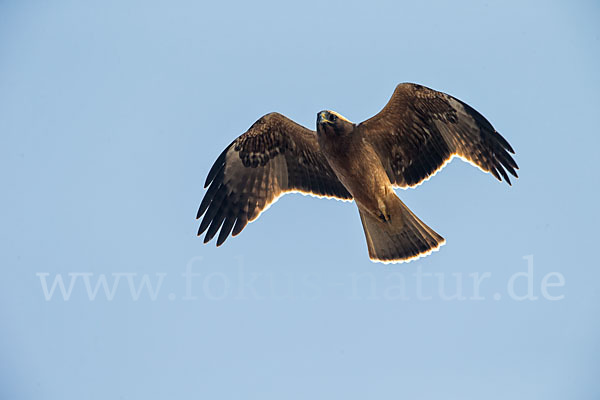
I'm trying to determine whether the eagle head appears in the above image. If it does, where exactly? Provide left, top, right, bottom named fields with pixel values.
left=317, top=110, right=354, bottom=137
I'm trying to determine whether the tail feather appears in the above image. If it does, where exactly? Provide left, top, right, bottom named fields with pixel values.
left=359, top=195, right=445, bottom=263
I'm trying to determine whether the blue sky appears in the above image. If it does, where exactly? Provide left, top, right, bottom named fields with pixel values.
left=1, top=1, right=599, bottom=399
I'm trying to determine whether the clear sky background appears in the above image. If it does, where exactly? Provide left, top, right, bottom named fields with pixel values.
left=1, top=1, right=599, bottom=399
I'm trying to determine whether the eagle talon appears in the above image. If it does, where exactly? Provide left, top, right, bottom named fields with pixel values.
left=378, top=212, right=391, bottom=222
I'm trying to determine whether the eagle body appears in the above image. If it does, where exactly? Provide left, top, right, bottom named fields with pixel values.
left=316, top=112, right=394, bottom=222
left=197, top=83, right=518, bottom=263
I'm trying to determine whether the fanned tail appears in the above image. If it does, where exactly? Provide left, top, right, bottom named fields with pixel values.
left=359, top=194, right=445, bottom=263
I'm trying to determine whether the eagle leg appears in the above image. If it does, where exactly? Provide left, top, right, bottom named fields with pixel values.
left=376, top=197, right=391, bottom=222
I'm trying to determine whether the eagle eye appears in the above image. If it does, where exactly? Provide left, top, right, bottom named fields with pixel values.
left=331, top=114, right=337, bottom=121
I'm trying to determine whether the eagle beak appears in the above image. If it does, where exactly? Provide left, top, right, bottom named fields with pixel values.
left=317, top=112, right=332, bottom=125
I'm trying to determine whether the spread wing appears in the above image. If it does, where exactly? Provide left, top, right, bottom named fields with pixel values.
left=197, top=112, right=352, bottom=246
left=358, top=83, right=518, bottom=188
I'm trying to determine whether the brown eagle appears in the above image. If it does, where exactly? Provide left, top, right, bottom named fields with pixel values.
left=197, top=83, right=518, bottom=263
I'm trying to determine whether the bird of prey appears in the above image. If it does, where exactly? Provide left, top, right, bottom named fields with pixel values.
left=197, top=83, right=518, bottom=263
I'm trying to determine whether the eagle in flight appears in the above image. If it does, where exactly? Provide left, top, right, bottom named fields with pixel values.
left=197, top=83, right=518, bottom=263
